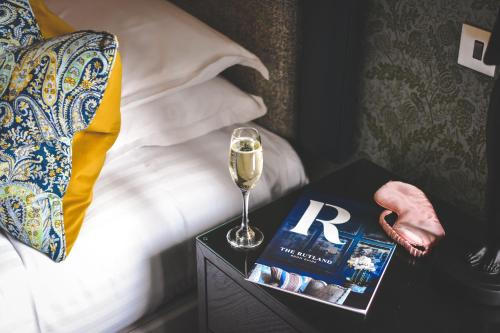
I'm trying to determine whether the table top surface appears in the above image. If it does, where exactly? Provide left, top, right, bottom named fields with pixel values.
left=197, top=159, right=500, bottom=332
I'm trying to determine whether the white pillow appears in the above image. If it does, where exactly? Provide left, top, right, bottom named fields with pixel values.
left=107, top=76, right=267, bottom=158
left=45, top=0, right=269, bottom=110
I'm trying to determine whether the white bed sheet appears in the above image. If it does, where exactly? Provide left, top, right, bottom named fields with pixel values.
left=0, top=235, right=40, bottom=333
left=2, top=124, right=307, bottom=333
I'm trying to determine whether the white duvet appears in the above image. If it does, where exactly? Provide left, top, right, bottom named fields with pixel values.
left=0, top=124, right=307, bottom=333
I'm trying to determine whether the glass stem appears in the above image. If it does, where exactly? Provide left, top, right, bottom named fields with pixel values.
left=240, top=190, right=251, bottom=234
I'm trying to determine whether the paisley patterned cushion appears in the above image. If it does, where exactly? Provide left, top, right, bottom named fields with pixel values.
left=0, top=0, right=42, bottom=49
left=0, top=0, right=118, bottom=261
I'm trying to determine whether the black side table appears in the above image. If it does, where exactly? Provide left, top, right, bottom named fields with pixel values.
left=196, top=159, right=500, bottom=333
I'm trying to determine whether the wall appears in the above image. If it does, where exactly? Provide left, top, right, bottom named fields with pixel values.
left=170, top=0, right=498, bottom=216
left=356, top=0, right=498, bottom=216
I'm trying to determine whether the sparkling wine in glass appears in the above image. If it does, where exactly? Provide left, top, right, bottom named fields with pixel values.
left=227, top=127, right=264, bottom=249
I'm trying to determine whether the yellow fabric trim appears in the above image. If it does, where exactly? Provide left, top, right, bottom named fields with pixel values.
left=30, top=0, right=122, bottom=255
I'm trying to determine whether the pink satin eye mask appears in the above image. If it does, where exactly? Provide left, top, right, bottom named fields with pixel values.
left=374, top=181, right=445, bottom=257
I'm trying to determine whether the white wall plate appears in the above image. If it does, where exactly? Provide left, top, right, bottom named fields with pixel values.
left=458, top=23, right=496, bottom=77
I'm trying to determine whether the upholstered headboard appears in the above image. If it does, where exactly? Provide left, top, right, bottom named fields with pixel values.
left=171, top=0, right=364, bottom=162
left=170, top=0, right=301, bottom=141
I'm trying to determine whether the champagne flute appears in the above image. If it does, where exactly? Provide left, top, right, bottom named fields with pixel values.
left=227, top=127, right=264, bottom=249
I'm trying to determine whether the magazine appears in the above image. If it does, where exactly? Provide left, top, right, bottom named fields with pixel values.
left=246, top=191, right=396, bottom=315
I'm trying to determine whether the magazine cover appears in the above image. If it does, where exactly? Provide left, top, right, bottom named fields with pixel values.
left=246, top=191, right=396, bottom=315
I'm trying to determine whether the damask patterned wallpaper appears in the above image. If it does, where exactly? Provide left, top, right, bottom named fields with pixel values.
left=356, top=0, right=498, bottom=216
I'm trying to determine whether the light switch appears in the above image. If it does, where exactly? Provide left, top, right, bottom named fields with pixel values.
left=458, top=23, right=496, bottom=77
left=473, top=40, right=484, bottom=60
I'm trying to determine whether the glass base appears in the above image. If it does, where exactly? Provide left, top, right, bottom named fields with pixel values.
left=226, top=226, right=264, bottom=249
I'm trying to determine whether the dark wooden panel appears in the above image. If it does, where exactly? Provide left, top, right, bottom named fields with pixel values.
left=299, top=0, right=366, bottom=162
left=197, top=241, right=209, bottom=333
left=206, top=261, right=296, bottom=333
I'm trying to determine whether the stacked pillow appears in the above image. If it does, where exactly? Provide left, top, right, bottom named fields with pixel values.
left=45, top=0, right=270, bottom=155
left=0, top=0, right=121, bottom=261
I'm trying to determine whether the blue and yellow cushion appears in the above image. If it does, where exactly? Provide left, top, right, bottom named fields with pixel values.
left=0, top=0, right=119, bottom=261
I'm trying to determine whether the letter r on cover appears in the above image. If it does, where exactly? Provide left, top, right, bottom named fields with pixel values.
left=289, top=200, right=350, bottom=244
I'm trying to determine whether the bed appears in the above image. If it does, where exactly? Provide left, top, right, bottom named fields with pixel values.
left=2, top=123, right=306, bottom=333
left=0, top=0, right=364, bottom=331
left=0, top=1, right=307, bottom=332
